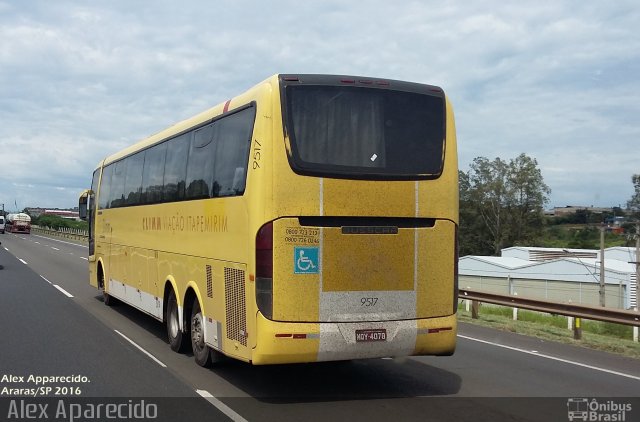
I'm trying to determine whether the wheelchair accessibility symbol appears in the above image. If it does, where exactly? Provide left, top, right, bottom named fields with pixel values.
left=294, top=247, right=319, bottom=274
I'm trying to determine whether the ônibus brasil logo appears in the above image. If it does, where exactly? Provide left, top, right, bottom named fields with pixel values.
left=567, top=398, right=632, bottom=421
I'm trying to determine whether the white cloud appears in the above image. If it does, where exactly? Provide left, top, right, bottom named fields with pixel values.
left=0, top=0, right=638, bottom=210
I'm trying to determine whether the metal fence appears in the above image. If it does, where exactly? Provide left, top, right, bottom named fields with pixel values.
left=31, top=225, right=88, bottom=242
left=460, top=288, right=640, bottom=342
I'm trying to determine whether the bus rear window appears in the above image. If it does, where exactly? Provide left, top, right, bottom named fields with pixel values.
left=284, top=85, right=445, bottom=179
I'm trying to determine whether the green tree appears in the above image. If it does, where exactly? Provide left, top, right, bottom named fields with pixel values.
left=460, top=157, right=509, bottom=255
left=34, top=214, right=88, bottom=231
left=460, top=153, right=550, bottom=256
left=504, top=154, right=550, bottom=245
left=459, top=171, right=493, bottom=255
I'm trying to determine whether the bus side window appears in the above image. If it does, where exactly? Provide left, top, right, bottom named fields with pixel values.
left=110, top=159, right=127, bottom=208
left=141, top=142, right=167, bottom=204
left=211, top=107, right=255, bottom=197
left=99, top=165, right=114, bottom=209
left=163, top=134, right=190, bottom=202
left=231, top=167, right=245, bottom=193
left=186, top=123, right=215, bottom=200
left=124, top=151, right=145, bottom=206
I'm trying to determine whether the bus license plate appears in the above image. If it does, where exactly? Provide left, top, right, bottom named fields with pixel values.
left=355, top=329, right=387, bottom=342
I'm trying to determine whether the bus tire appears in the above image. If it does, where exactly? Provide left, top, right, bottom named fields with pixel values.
left=167, top=290, right=186, bottom=353
left=99, top=267, right=115, bottom=306
left=190, top=299, right=212, bottom=367
left=103, top=290, right=114, bottom=306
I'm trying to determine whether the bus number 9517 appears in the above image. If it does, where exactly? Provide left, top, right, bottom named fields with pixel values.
left=361, top=297, right=378, bottom=307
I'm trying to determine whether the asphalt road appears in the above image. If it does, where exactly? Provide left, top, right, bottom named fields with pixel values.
left=0, top=232, right=638, bottom=421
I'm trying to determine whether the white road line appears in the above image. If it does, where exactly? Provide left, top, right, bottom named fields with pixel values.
left=53, top=284, right=74, bottom=298
left=51, top=247, right=60, bottom=251
left=40, top=275, right=53, bottom=285
left=32, top=234, right=88, bottom=249
left=458, top=334, right=640, bottom=382
left=19, top=258, right=28, bottom=265
left=196, top=390, right=248, bottom=422
left=34, top=242, right=40, bottom=244
left=114, top=330, right=167, bottom=368
left=3, top=247, right=8, bottom=251
left=80, top=257, right=88, bottom=261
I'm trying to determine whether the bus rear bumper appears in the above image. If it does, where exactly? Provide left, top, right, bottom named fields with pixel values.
left=252, top=312, right=457, bottom=365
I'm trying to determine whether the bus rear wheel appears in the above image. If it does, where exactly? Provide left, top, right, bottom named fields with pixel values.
left=167, top=290, right=186, bottom=352
left=190, top=300, right=212, bottom=367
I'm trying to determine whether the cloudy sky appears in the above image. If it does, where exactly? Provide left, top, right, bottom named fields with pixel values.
left=1, top=0, right=638, bottom=212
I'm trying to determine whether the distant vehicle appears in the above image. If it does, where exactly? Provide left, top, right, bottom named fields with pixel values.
left=6, top=213, right=31, bottom=234
left=0, top=216, right=4, bottom=234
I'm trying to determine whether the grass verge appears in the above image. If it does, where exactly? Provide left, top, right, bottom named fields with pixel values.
left=458, top=303, right=640, bottom=359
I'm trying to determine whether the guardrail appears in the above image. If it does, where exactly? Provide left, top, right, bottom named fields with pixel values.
left=31, top=226, right=88, bottom=242
left=459, top=288, right=640, bottom=341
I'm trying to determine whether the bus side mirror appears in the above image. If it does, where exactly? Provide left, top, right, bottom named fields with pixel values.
left=78, top=189, right=91, bottom=221
left=79, top=201, right=88, bottom=220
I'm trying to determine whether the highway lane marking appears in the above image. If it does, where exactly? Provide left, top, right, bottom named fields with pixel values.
left=3, top=247, right=8, bottom=251
left=51, top=247, right=60, bottom=251
left=19, top=258, right=28, bottom=265
left=114, top=330, right=167, bottom=368
left=32, top=234, right=88, bottom=249
left=53, top=284, right=74, bottom=298
left=80, top=257, right=88, bottom=261
left=458, top=335, right=640, bottom=382
left=40, top=275, right=53, bottom=285
left=196, top=390, right=248, bottom=422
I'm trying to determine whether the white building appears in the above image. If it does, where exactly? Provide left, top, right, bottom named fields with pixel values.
left=459, top=247, right=638, bottom=310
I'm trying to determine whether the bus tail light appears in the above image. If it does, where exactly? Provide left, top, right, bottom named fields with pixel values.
left=256, top=222, right=273, bottom=319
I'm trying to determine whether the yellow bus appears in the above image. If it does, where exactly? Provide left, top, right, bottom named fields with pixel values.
left=79, top=74, right=459, bottom=366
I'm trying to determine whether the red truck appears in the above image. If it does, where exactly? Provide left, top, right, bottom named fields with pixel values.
left=6, top=213, right=31, bottom=234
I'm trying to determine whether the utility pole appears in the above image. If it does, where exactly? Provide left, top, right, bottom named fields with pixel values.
left=636, top=222, right=640, bottom=311
left=634, top=222, right=639, bottom=342
left=599, top=224, right=606, bottom=307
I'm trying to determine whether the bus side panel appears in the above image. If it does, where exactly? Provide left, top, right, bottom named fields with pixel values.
left=271, top=219, right=321, bottom=321
left=201, top=260, right=226, bottom=355
left=109, top=242, right=128, bottom=292
left=222, top=261, right=250, bottom=361
left=154, top=251, right=252, bottom=362
left=130, top=247, right=149, bottom=302
left=88, top=258, right=98, bottom=288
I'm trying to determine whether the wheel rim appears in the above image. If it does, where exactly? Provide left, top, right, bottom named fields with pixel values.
left=192, top=312, right=205, bottom=351
left=169, top=305, right=179, bottom=339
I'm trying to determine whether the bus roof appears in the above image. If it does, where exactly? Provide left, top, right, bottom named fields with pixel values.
left=97, top=74, right=447, bottom=169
